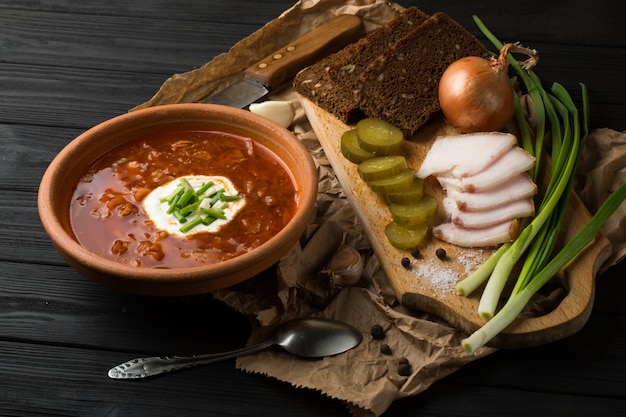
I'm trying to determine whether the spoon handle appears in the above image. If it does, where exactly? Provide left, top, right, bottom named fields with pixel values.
left=108, top=340, right=274, bottom=379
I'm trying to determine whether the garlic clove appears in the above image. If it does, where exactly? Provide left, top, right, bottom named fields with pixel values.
left=320, top=244, right=364, bottom=287
left=248, top=100, right=295, bottom=128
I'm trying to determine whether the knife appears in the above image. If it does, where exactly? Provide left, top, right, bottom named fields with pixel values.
left=203, top=14, right=365, bottom=108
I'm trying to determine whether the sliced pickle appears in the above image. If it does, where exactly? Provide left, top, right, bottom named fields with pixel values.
left=383, top=177, right=425, bottom=204
left=356, top=118, right=404, bottom=155
left=368, top=169, right=415, bottom=194
left=341, top=129, right=375, bottom=164
left=385, top=221, right=428, bottom=249
left=389, top=197, right=437, bottom=226
left=358, top=155, right=407, bottom=182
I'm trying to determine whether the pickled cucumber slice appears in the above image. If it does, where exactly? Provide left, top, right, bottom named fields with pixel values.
left=368, top=169, right=415, bottom=194
left=383, top=177, right=425, bottom=204
left=358, top=155, right=407, bottom=182
left=389, top=197, right=437, bottom=226
left=340, top=129, right=375, bottom=164
left=385, top=221, right=428, bottom=249
left=356, top=118, right=404, bottom=155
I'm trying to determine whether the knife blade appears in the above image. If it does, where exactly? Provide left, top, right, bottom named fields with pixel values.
left=203, top=14, right=365, bottom=108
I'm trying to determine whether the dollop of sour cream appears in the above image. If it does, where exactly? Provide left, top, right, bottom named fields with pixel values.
left=143, top=175, right=246, bottom=236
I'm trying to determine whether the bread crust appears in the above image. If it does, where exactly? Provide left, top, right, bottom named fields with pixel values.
left=294, top=9, right=489, bottom=137
left=293, top=7, right=430, bottom=123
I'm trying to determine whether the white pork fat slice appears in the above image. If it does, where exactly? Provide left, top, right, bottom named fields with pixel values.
left=442, top=196, right=535, bottom=229
left=445, top=173, right=537, bottom=212
left=416, top=132, right=516, bottom=179
left=456, top=146, right=535, bottom=193
left=432, top=219, right=520, bottom=248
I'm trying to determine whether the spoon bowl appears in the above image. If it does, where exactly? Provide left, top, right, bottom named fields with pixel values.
left=275, top=317, right=362, bottom=357
left=108, top=317, right=362, bottom=379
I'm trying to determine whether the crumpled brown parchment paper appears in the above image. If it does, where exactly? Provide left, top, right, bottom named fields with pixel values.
left=576, top=128, right=626, bottom=269
left=133, top=1, right=626, bottom=415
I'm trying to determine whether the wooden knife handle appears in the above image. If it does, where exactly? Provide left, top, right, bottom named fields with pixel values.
left=243, top=14, right=365, bottom=90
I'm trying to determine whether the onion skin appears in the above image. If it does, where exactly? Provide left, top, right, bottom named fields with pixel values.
left=438, top=55, right=515, bottom=133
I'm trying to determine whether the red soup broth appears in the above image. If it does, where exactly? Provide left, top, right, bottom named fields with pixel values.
left=70, top=129, right=299, bottom=268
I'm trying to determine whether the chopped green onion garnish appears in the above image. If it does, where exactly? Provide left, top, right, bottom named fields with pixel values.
left=194, top=181, right=214, bottom=196
left=201, top=207, right=227, bottom=220
left=172, top=209, right=186, bottom=223
left=177, top=187, right=196, bottom=208
left=179, top=201, right=200, bottom=216
left=161, top=184, right=184, bottom=203
left=179, top=217, right=203, bottom=233
left=221, top=195, right=242, bottom=202
left=202, top=216, right=217, bottom=226
left=163, top=178, right=242, bottom=233
left=166, top=194, right=181, bottom=214
left=178, top=177, right=193, bottom=190
left=209, top=190, right=225, bottom=205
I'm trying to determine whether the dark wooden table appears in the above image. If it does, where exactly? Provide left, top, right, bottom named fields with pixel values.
left=2, top=1, right=625, bottom=415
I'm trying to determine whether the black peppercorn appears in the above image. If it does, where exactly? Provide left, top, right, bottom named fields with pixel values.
left=398, top=362, right=412, bottom=376
left=410, top=248, right=421, bottom=259
left=401, top=257, right=411, bottom=269
left=435, top=248, right=447, bottom=260
left=380, top=343, right=392, bottom=355
left=370, top=324, right=385, bottom=340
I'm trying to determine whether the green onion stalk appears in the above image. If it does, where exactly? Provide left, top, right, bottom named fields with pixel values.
left=462, top=179, right=626, bottom=353
left=476, top=80, right=582, bottom=319
left=457, top=16, right=626, bottom=353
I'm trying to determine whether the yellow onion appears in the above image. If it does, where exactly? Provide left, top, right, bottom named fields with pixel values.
left=438, top=43, right=538, bottom=133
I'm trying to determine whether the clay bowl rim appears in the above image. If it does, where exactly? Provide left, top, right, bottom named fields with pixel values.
left=37, top=103, right=318, bottom=295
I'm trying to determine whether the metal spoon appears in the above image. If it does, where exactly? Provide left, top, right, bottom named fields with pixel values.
left=107, top=317, right=362, bottom=379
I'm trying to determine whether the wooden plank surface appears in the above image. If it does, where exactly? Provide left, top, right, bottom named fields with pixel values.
left=1, top=0, right=625, bottom=416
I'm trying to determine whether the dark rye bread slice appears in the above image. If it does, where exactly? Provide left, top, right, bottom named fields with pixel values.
left=354, top=12, right=489, bottom=137
left=293, top=7, right=429, bottom=123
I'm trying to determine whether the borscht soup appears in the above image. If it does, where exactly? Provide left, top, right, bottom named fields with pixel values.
left=70, top=129, right=299, bottom=269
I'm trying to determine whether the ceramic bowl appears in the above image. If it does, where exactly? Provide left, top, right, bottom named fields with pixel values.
left=38, top=103, right=318, bottom=296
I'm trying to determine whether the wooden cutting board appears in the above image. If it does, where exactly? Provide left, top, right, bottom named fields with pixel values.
left=300, top=95, right=612, bottom=348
